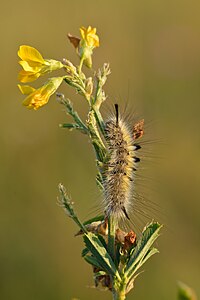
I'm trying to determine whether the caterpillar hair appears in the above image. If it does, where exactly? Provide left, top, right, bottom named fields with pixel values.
left=103, top=104, right=144, bottom=223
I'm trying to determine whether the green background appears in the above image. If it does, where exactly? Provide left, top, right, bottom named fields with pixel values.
left=1, top=0, right=200, bottom=299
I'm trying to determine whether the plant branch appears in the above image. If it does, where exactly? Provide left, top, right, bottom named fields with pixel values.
left=58, top=183, right=87, bottom=233
left=57, top=93, right=88, bottom=134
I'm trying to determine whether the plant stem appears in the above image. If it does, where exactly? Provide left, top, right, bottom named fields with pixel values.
left=112, top=275, right=127, bottom=300
left=113, top=287, right=126, bottom=300
left=87, top=110, right=107, bottom=163
left=57, top=94, right=88, bottom=134
left=78, top=56, right=84, bottom=75
left=58, top=184, right=87, bottom=233
left=108, top=215, right=117, bottom=261
left=93, top=105, right=105, bottom=136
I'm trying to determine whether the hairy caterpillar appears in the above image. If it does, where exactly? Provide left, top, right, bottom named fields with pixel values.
left=103, top=104, right=144, bottom=222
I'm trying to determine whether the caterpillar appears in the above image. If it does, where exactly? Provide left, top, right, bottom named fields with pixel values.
left=103, top=104, right=144, bottom=222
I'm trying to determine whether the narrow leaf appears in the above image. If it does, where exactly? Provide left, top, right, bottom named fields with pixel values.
left=97, top=234, right=108, bottom=250
left=84, top=232, right=121, bottom=281
left=125, top=222, right=162, bottom=280
left=129, top=247, right=159, bottom=278
left=60, top=123, right=80, bottom=129
left=83, top=215, right=104, bottom=225
left=82, top=247, right=89, bottom=257
left=94, top=270, right=107, bottom=278
left=84, top=255, right=103, bottom=269
left=126, top=271, right=142, bottom=294
left=140, top=247, right=159, bottom=266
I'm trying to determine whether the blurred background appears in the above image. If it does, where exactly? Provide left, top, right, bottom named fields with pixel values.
left=1, top=0, right=200, bottom=299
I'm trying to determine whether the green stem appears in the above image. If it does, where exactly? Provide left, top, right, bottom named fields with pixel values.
left=87, top=110, right=107, bottom=163
left=108, top=215, right=117, bottom=261
left=58, top=184, right=87, bottom=234
left=58, top=95, right=88, bottom=134
left=113, top=286, right=126, bottom=300
left=92, top=105, right=106, bottom=136
left=78, top=56, right=84, bottom=75
left=64, top=77, right=85, bottom=95
left=68, top=108, right=88, bottom=132
left=112, top=274, right=127, bottom=300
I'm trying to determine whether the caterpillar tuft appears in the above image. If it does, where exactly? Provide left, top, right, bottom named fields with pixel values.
left=103, top=104, right=144, bottom=222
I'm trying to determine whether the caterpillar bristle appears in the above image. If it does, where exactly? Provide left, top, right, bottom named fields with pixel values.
left=122, top=206, right=130, bottom=220
left=103, top=104, right=143, bottom=222
left=114, top=103, right=119, bottom=126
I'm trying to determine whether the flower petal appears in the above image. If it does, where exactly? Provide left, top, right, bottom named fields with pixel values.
left=19, top=60, right=41, bottom=72
left=18, top=70, right=40, bottom=83
left=18, top=45, right=45, bottom=64
left=80, top=26, right=86, bottom=40
left=23, top=91, right=46, bottom=110
left=22, top=77, right=64, bottom=110
left=18, top=84, right=36, bottom=95
left=79, top=26, right=99, bottom=48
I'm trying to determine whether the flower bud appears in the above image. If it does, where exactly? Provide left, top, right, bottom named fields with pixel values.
left=68, top=26, right=99, bottom=69
left=62, top=58, right=77, bottom=75
left=85, top=77, right=93, bottom=98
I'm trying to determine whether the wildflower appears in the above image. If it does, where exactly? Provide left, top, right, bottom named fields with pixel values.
left=79, top=26, right=99, bottom=49
left=68, top=26, right=99, bottom=69
left=18, top=45, right=64, bottom=83
left=18, top=77, right=64, bottom=110
left=79, top=26, right=99, bottom=68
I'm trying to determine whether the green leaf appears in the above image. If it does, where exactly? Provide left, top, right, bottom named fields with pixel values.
left=126, top=271, right=142, bottom=294
left=140, top=247, right=159, bottom=266
left=94, top=270, right=107, bottom=278
left=97, top=234, right=108, bottom=250
left=178, top=282, right=197, bottom=300
left=96, top=173, right=104, bottom=191
left=82, top=247, right=89, bottom=257
left=60, top=123, right=80, bottom=129
left=131, top=247, right=159, bottom=276
left=125, top=222, right=162, bottom=280
left=83, top=232, right=121, bottom=281
left=60, top=123, right=88, bottom=134
left=84, top=255, right=103, bottom=269
left=115, top=243, right=121, bottom=268
left=83, top=215, right=104, bottom=226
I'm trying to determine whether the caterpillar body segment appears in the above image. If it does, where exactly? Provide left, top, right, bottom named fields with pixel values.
left=102, top=104, right=143, bottom=221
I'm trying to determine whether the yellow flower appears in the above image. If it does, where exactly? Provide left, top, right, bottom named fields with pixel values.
left=67, top=26, right=99, bottom=69
left=18, top=77, right=64, bottom=110
left=18, top=45, right=64, bottom=83
left=79, top=26, right=99, bottom=48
